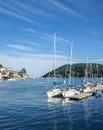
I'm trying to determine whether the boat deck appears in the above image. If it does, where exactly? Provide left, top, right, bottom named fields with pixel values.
left=69, top=92, right=94, bottom=100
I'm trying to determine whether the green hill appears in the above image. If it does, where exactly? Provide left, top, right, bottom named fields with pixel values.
left=42, top=63, right=103, bottom=78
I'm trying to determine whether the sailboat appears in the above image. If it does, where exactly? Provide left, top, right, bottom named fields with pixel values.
left=83, top=57, right=95, bottom=93
left=47, top=33, right=63, bottom=98
left=62, top=42, right=80, bottom=98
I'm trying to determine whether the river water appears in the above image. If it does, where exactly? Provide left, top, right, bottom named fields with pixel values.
left=0, top=78, right=103, bottom=130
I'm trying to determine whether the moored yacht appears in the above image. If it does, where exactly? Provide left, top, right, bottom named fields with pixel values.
left=83, top=86, right=94, bottom=93
left=47, top=33, right=64, bottom=98
left=62, top=87, right=80, bottom=98
left=47, top=87, right=62, bottom=98
left=62, top=42, right=80, bottom=98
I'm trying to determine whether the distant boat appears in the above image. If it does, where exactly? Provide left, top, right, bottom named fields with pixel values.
left=47, top=33, right=63, bottom=98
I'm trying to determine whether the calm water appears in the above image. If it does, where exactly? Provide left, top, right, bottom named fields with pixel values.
left=0, top=78, right=103, bottom=130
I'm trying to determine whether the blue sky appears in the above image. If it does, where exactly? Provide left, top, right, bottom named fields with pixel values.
left=0, top=0, right=103, bottom=77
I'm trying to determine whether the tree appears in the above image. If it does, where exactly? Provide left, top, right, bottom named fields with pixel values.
left=0, top=64, right=2, bottom=68
left=18, top=68, right=26, bottom=77
left=42, top=63, right=103, bottom=78
left=21, top=68, right=26, bottom=74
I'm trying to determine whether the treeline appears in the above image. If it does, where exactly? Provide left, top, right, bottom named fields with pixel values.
left=9, top=68, right=27, bottom=78
left=42, top=63, right=103, bottom=78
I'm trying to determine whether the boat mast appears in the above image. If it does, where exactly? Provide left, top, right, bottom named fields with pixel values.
left=96, top=64, right=98, bottom=82
left=69, top=41, right=73, bottom=85
left=90, top=63, right=93, bottom=82
left=84, top=55, right=88, bottom=83
left=53, top=32, right=56, bottom=81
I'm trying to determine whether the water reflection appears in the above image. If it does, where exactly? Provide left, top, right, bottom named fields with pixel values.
left=62, top=98, right=74, bottom=106
left=47, top=97, right=63, bottom=103
left=62, top=99, right=74, bottom=130
left=83, top=99, right=91, bottom=129
left=47, top=97, right=74, bottom=130
left=47, top=97, right=74, bottom=106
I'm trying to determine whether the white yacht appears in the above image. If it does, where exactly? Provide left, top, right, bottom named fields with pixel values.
left=62, top=42, right=80, bottom=98
left=47, top=33, right=63, bottom=98
left=47, top=87, right=62, bottom=98
left=83, top=86, right=94, bottom=93
left=62, top=87, right=80, bottom=98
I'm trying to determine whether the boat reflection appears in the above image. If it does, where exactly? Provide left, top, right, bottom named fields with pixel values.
left=47, top=97, right=74, bottom=106
left=62, top=98, right=74, bottom=106
left=47, top=97, right=74, bottom=130
left=47, top=97, right=63, bottom=103
left=83, top=99, right=91, bottom=129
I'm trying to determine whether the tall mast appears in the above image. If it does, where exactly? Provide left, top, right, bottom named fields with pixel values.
left=53, top=32, right=56, bottom=81
left=69, top=41, right=73, bottom=85
left=84, top=55, right=88, bottom=83
left=90, top=63, right=93, bottom=82
left=96, top=64, right=98, bottom=82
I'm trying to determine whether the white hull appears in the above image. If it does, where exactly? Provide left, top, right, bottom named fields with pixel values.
left=47, top=88, right=62, bottom=98
left=83, top=86, right=94, bottom=93
left=62, top=89, right=79, bottom=98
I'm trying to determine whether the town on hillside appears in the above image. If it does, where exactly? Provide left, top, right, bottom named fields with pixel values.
left=0, top=64, right=33, bottom=80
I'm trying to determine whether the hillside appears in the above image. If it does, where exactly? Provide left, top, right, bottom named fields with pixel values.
left=0, top=64, right=32, bottom=80
left=42, top=63, right=103, bottom=78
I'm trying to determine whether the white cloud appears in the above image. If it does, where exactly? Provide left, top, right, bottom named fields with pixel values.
left=0, top=1, right=41, bottom=25
left=92, top=59, right=103, bottom=63
left=7, top=44, right=34, bottom=52
left=0, top=0, right=84, bottom=26
left=0, top=7, right=35, bottom=24
left=0, top=54, right=67, bottom=77
left=26, top=28, right=36, bottom=33
left=41, top=32, right=69, bottom=44
left=47, top=0, right=82, bottom=18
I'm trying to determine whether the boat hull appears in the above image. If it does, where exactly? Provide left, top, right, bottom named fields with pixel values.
left=62, top=89, right=79, bottom=98
left=47, top=88, right=62, bottom=98
left=83, top=86, right=94, bottom=93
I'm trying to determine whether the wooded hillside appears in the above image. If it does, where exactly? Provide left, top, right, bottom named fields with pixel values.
left=42, top=63, right=103, bottom=78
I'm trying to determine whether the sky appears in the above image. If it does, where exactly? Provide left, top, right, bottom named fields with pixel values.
left=0, top=0, right=103, bottom=77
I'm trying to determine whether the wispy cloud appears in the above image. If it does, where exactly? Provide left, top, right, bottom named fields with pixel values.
left=45, top=0, right=85, bottom=19
left=0, top=6, right=35, bottom=24
left=26, top=28, right=36, bottom=33
left=22, top=29, right=70, bottom=44
left=0, top=0, right=85, bottom=25
left=0, top=1, right=29, bottom=17
left=40, top=32, right=69, bottom=44
left=0, top=0, right=41, bottom=25
left=93, top=59, right=103, bottom=63
left=65, top=0, right=102, bottom=22
left=0, top=53, right=67, bottom=77
left=7, top=44, right=34, bottom=52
